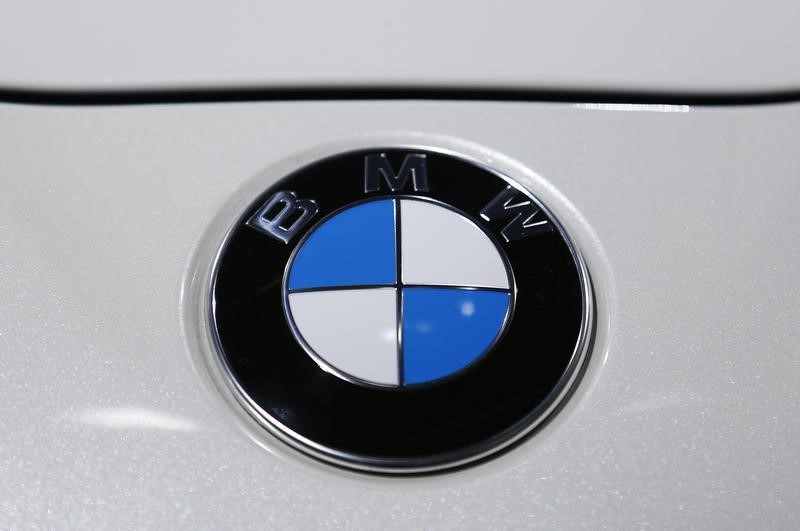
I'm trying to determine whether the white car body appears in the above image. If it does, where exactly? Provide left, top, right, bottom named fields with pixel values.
left=1, top=1, right=798, bottom=528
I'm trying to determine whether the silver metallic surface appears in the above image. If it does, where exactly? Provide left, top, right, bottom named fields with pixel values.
left=364, top=153, right=429, bottom=193
left=0, top=101, right=798, bottom=527
left=246, top=190, right=319, bottom=244
left=0, top=0, right=798, bottom=94
left=481, top=185, right=553, bottom=241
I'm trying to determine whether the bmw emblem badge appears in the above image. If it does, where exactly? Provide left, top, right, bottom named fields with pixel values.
left=209, top=148, right=592, bottom=473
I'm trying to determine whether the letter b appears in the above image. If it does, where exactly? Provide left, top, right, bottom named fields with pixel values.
left=246, top=191, right=318, bottom=244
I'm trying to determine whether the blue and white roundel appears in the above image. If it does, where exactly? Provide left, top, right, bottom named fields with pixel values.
left=284, top=197, right=512, bottom=387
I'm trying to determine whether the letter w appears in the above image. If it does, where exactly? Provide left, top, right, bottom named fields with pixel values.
left=480, top=186, right=552, bottom=242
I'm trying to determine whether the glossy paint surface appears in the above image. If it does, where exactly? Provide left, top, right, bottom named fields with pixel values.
left=0, top=101, right=799, bottom=527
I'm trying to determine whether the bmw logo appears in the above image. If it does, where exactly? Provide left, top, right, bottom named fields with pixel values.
left=209, top=148, right=592, bottom=473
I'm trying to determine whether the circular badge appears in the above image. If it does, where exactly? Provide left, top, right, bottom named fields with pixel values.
left=210, top=149, right=592, bottom=473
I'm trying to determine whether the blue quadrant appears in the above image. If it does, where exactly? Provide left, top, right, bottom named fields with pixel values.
left=288, top=199, right=397, bottom=289
left=402, top=288, right=510, bottom=384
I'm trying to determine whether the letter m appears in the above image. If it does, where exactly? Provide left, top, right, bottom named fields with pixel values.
left=364, top=153, right=429, bottom=193
left=480, top=186, right=552, bottom=242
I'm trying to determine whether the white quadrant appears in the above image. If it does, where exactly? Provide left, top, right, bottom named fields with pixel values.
left=287, top=287, right=399, bottom=386
left=400, top=199, right=511, bottom=289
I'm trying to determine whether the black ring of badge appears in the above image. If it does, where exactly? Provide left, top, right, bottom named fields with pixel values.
left=211, top=149, right=589, bottom=473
